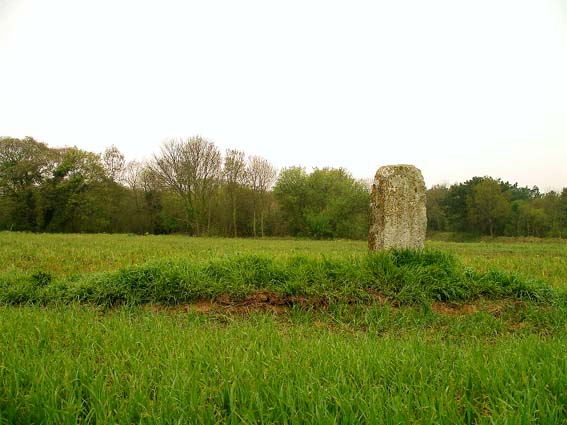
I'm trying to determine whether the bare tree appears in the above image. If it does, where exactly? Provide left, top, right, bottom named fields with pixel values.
left=123, top=160, right=147, bottom=213
left=187, top=137, right=221, bottom=234
left=247, top=155, right=277, bottom=237
left=223, top=149, right=247, bottom=238
left=151, top=136, right=221, bottom=235
left=101, top=145, right=126, bottom=183
left=151, top=139, right=190, bottom=231
left=123, top=160, right=144, bottom=191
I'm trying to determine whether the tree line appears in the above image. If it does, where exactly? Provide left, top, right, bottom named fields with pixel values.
left=0, top=136, right=369, bottom=238
left=1, top=136, right=566, bottom=239
left=427, top=177, right=567, bottom=238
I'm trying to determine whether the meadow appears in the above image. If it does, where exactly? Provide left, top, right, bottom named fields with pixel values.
left=2, top=232, right=566, bottom=285
left=1, top=232, right=567, bottom=424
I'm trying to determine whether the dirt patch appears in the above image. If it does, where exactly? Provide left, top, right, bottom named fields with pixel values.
left=220, top=291, right=327, bottom=313
left=509, top=322, right=528, bottom=331
left=216, top=292, right=288, bottom=314
left=143, top=292, right=516, bottom=318
left=194, top=300, right=215, bottom=313
left=365, top=289, right=391, bottom=305
left=431, top=302, right=478, bottom=316
left=144, top=291, right=327, bottom=315
left=431, top=300, right=512, bottom=317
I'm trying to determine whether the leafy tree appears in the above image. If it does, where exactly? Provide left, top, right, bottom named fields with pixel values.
left=304, top=168, right=369, bottom=239
left=273, top=167, right=309, bottom=236
left=443, top=177, right=484, bottom=233
left=538, top=192, right=564, bottom=238
left=507, top=200, right=527, bottom=236
left=0, top=136, right=52, bottom=230
left=561, top=189, right=567, bottom=238
left=39, top=147, right=107, bottom=232
left=273, top=167, right=369, bottom=239
left=466, top=178, right=511, bottom=237
left=500, top=181, right=540, bottom=202
left=426, top=185, right=449, bottom=232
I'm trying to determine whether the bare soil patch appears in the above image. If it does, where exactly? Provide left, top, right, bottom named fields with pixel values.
left=431, top=299, right=514, bottom=317
left=144, top=291, right=328, bottom=315
left=144, top=291, right=515, bottom=318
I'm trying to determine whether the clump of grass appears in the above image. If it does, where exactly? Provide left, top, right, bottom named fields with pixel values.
left=0, top=249, right=555, bottom=307
left=364, top=249, right=552, bottom=304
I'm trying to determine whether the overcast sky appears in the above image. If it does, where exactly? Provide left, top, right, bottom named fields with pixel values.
left=1, top=0, right=566, bottom=190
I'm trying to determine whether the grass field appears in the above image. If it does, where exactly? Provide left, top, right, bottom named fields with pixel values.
left=1, top=232, right=567, bottom=423
left=1, top=232, right=566, bottom=285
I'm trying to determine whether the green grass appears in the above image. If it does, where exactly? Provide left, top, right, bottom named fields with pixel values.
left=0, top=250, right=555, bottom=307
left=428, top=239, right=567, bottom=287
left=0, top=233, right=366, bottom=278
left=2, top=306, right=567, bottom=424
left=1, top=232, right=565, bottom=287
left=1, top=232, right=567, bottom=423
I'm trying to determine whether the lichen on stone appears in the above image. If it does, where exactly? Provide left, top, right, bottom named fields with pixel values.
left=368, top=164, right=427, bottom=250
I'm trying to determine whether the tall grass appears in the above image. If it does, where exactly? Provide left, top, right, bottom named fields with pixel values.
left=428, top=239, right=567, bottom=287
left=2, top=232, right=566, bottom=287
left=0, top=250, right=555, bottom=307
left=1, top=233, right=567, bottom=423
left=1, top=306, right=567, bottom=424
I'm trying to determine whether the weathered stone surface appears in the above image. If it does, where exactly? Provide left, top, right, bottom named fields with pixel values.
left=368, top=164, right=427, bottom=250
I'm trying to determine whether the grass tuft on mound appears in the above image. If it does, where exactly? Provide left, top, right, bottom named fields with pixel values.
left=0, top=249, right=555, bottom=307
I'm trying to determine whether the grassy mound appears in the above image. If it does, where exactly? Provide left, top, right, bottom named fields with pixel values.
left=0, top=249, right=555, bottom=307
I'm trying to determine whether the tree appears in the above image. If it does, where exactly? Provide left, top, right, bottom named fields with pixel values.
left=0, top=136, right=52, bottom=230
left=39, top=147, right=107, bottom=232
left=273, top=167, right=309, bottom=236
left=152, top=136, right=221, bottom=235
left=466, top=178, right=511, bottom=236
left=55, top=147, right=107, bottom=231
left=138, top=164, right=172, bottom=234
left=121, top=160, right=155, bottom=233
left=273, top=167, right=369, bottom=239
left=537, top=192, right=564, bottom=238
left=304, top=168, right=369, bottom=239
left=426, top=185, right=449, bottom=232
left=223, top=149, right=247, bottom=237
left=443, top=177, right=484, bottom=233
left=188, top=138, right=221, bottom=235
left=152, top=139, right=193, bottom=233
left=500, top=181, right=540, bottom=202
left=101, top=145, right=126, bottom=183
left=246, top=155, right=277, bottom=237
left=561, top=189, right=567, bottom=238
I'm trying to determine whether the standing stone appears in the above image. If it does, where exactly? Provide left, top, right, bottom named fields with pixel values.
left=368, top=164, right=427, bottom=250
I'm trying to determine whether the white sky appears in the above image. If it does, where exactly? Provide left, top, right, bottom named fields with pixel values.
left=1, top=0, right=566, bottom=190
